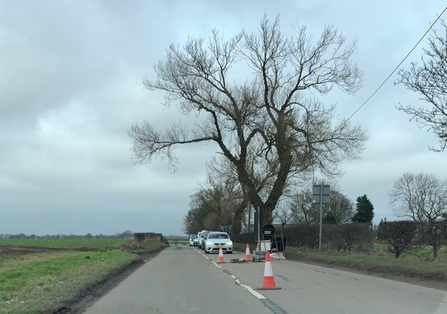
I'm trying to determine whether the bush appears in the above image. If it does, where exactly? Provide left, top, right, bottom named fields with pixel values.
left=378, top=220, right=417, bottom=258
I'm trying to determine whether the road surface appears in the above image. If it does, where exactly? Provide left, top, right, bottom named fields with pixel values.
left=84, top=246, right=447, bottom=314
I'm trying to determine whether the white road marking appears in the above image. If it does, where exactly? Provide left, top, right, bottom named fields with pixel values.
left=433, top=292, right=447, bottom=314
left=199, top=250, right=287, bottom=313
left=206, top=256, right=267, bottom=300
left=235, top=279, right=266, bottom=300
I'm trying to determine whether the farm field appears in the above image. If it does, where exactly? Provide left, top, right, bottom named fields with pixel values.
left=166, top=238, right=189, bottom=246
left=0, top=238, right=167, bottom=314
left=0, top=239, right=129, bottom=251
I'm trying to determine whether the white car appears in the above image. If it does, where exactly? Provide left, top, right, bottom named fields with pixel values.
left=189, top=234, right=198, bottom=246
left=203, top=232, right=233, bottom=254
left=197, top=230, right=208, bottom=249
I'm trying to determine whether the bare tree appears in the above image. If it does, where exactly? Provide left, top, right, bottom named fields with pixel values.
left=203, top=152, right=282, bottom=234
left=199, top=160, right=246, bottom=233
left=389, top=172, right=447, bottom=258
left=396, top=21, right=447, bottom=152
left=129, top=15, right=367, bottom=224
left=325, top=190, right=355, bottom=224
left=287, top=190, right=316, bottom=224
left=272, top=202, right=296, bottom=227
left=286, top=188, right=354, bottom=225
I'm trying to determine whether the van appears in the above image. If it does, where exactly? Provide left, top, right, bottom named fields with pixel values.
left=197, top=232, right=203, bottom=248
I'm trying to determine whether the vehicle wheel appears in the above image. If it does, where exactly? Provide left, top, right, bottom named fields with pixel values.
left=205, top=249, right=209, bottom=254
left=228, top=251, right=233, bottom=254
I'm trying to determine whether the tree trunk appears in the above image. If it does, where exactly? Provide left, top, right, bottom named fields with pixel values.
left=261, top=205, right=274, bottom=225
left=230, top=210, right=243, bottom=235
left=230, top=192, right=249, bottom=235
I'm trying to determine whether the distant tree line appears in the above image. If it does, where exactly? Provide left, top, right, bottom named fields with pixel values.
left=0, top=230, right=134, bottom=240
left=184, top=180, right=375, bottom=236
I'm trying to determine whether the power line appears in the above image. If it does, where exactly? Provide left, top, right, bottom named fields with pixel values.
left=341, top=6, right=447, bottom=126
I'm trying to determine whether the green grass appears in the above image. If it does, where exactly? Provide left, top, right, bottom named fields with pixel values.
left=0, top=239, right=128, bottom=251
left=0, top=238, right=168, bottom=313
left=121, top=239, right=168, bottom=253
left=233, top=241, right=447, bottom=283
left=167, top=239, right=189, bottom=246
left=0, top=251, right=136, bottom=314
left=285, top=244, right=447, bottom=282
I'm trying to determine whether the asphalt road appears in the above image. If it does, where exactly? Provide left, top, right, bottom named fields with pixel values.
left=84, top=246, right=447, bottom=314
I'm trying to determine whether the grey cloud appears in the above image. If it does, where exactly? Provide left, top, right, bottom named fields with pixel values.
left=1, top=0, right=446, bottom=236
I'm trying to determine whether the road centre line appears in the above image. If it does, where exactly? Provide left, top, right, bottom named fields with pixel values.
left=195, top=249, right=265, bottom=297
left=434, top=292, right=447, bottom=314
left=235, top=279, right=266, bottom=300
left=194, top=248, right=287, bottom=313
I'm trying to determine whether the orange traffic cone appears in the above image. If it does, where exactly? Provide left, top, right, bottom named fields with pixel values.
left=245, top=243, right=251, bottom=261
left=257, top=251, right=281, bottom=290
left=217, top=244, right=225, bottom=263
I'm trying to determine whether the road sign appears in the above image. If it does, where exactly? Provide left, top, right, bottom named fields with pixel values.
left=313, top=184, right=331, bottom=253
left=312, top=184, right=331, bottom=204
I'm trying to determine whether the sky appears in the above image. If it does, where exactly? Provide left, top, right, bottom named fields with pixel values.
left=1, top=0, right=446, bottom=237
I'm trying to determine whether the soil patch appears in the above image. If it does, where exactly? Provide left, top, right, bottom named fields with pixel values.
left=0, top=246, right=75, bottom=254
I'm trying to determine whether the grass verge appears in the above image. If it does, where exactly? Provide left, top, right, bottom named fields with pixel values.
left=284, top=246, right=447, bottom=284
left=0, top=251, right=136, bottom=314
left=0, top=239, right=168, bottom=313
left=234, top=242, right=447, bottom=286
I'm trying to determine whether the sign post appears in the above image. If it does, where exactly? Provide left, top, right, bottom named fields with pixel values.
left=312, top=184, right=331, bottom=252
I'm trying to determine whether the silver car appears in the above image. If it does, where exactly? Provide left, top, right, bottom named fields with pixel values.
left=203, top=232, right=233, bottom=254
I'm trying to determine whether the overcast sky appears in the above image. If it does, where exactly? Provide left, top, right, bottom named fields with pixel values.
left=1, top=1, right=446, bottom=237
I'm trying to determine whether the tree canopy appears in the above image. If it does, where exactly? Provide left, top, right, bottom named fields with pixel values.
left=396, top=21, right=447, bottom=152
left=130, top=15, right=368, bottom=223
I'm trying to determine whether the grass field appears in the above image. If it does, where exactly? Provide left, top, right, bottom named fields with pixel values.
left=0, top=238, right=167, bottom=313
left=167, top=239, right=189, bottom=246
left=0, top=238, right=129, bottom=251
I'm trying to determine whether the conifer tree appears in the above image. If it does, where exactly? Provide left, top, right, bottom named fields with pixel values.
left=352, top=195, right=374, bottom=223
